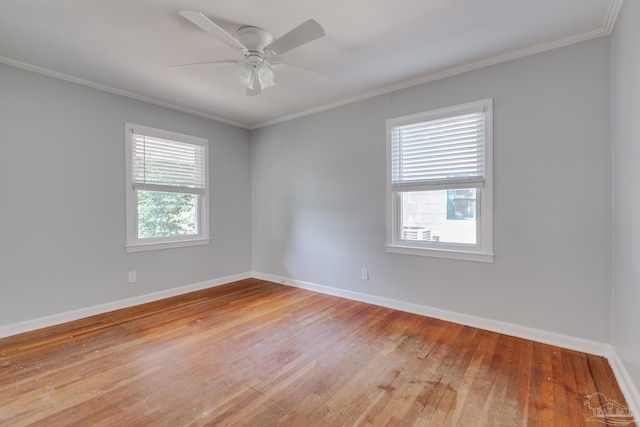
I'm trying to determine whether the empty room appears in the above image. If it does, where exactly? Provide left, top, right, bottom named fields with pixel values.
left=0, top=0, right=639, bottom=425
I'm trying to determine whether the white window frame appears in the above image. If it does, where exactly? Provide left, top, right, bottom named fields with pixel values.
left=125, top=123, right=210, bottom=252
left=386, top=99, right=494, bottom=263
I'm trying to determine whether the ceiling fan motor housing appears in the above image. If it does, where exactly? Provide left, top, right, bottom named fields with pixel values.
left=236, top=26, right=274, bottom=53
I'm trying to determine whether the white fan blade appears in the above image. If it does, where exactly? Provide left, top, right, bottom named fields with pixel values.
left=264, top=19, right=325, bottom=56
left=180, top=11, right=247, bottom=52
left=171, top=60, right=239, bottom=69
left=276, top=62, right=328, bottom=85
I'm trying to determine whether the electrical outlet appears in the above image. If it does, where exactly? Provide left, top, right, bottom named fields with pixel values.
left=128, top=271, right=137, bottom=283
left=361, top=268, right=369, bottom=281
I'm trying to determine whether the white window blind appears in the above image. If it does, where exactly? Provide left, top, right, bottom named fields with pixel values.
left=391, top=112, right=485, bottom=191
left=132, top=133, right=206, bottom=195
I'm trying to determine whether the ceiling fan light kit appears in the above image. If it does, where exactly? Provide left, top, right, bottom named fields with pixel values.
left=176, top=11, right=327, bottom=96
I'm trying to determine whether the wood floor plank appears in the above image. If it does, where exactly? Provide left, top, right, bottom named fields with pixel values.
left=0, top=279, right=629, bottom=426
left=450, top=329, right=501, bottom=426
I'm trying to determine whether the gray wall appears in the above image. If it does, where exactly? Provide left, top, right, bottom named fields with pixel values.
left=612, top=0, right=640, bottom=394
left=0, top=63, right=252, bottom=326
left=252, top=37, right=612, bottom=342
left=0, top=24, right=621, bottom=350
left=0, top=13, right=635, bottom=395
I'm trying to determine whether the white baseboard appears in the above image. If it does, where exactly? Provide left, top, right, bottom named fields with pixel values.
left=252, top=272, right=611, bottom=356
left=3, top=270, right=637, bottom=419
left=608, top=349, right=640, bottom=423
left=253, top=271, right=640, bottom=417
left=0, top=272, right=252, bottom=339
left=252, top=272, right=640, bottom=418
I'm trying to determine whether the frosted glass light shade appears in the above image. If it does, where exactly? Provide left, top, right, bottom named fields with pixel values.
left=258, top=64, right=275, bottom=89
left=237, top=62, right=255, bottom=89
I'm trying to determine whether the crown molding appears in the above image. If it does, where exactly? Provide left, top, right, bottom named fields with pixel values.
left=0, top=0, right=623, bottom=131
left=0, top=55, right=250, bottom=130
left=604, top=0, right=624, bottom=33
left=250, top=0, right=624, bottom=129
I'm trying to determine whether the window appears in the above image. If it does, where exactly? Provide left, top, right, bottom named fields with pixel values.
left=125, top=123, right=209, bottom=252
left=386, top=99, right=493, bottom=262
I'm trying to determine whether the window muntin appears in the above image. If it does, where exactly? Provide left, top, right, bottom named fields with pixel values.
left=125, top=123, right=209, bottom=252
left=386, top=99, right=493, bottom=262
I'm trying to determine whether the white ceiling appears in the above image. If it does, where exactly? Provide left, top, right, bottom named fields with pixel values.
left=0, top=0, right=621, bottom=129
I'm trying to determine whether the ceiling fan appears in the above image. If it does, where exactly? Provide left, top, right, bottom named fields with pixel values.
left=175, top=11, right=328, bottom=96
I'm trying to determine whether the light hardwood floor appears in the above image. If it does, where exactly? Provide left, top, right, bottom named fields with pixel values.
left=0, top=279, right=629, bottom=426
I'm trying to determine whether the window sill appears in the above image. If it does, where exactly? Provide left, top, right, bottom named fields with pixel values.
left=126, top=237, right=210, bottom=253
left=386, top=244, right=494, bottom=263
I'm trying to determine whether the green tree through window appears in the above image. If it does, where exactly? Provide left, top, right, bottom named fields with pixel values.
left=137, top=191, right=197, bottom=238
